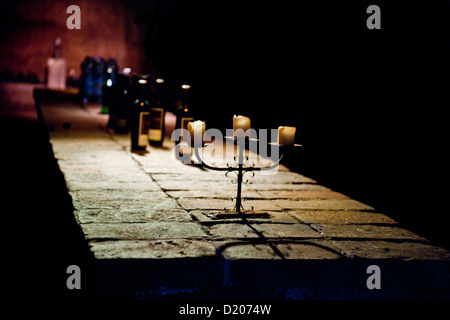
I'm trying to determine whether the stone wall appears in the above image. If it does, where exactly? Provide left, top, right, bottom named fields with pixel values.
left=0, top=0, right=149, bottom=82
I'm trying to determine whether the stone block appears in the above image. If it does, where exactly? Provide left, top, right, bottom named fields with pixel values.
left=275, top=240, right=345, bottom=260
left=75, top=208, right=192, bottom=224
left=166, top=189, right=263, bottom=199
left=313, top=224, right=426, bottom=241
left=250, top=171, right=317, bottom=184
left=248, top=183, right=329, bottom=191
left=156, top=180, right=250, bottom=192
left=219, top=242, right=282, bottom=260
left=290, top=210, right=398, bottom=225
left=71, top=191, right=181, bottom=211
left=208, top=223, right=260, bottom=239
left=151, top=172, right=227, bottom=182
left=332, top=240, right=450, bottom=260
left=66, top=180, right=161, bottom=191
left=258, top=190, right=349, bottom=199
left=189, top=210, right=298, bottom=224
left=277, top=199, right=374, bottom=211
left=251, top=222, right=323, bottom=238
left=89, top=239, right=218, bottom=259
left=81, top=222, right=207, bottom=240
left=178, top=198, right=282, bottom=211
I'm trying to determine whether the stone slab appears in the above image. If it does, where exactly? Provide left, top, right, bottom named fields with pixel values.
left=66, top=180, right=161, bottom=192
left=332, top=240, right=450, bottom=260
left=275, top=240, right=346, bottom=260
left=277, top=199, right=375, bottom=211
left=71, top=194, right=180, bottom=211
left=81, top=222, right=207, bottom=240
left=177, top=198, right=282, bottom=211
left=75, top=208, right=192, bottom=224
left=251, top=222, right=323, bottom=238
left=166, top=189, right=263, bottom=199
left=313, top=224, right=426, bottom=241
left=189, top=210, right=299, bottom=224
left=248, top=183, right=328, bottom=191
left=156, top=180, right=253, bottom=192
left=258, top=190, right=349, bottom=199
left=290, top=210, right=398, bottom=225
left=208, top=223, right=261, bottom=239
left=89, top=239, right=218, bottom=259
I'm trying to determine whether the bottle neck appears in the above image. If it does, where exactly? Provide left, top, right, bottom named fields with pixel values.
left=53, top=45, right=62, bottom=58
left=53, top=38, right=62, bottom=58
left=137, top=85, right=147, bottom=99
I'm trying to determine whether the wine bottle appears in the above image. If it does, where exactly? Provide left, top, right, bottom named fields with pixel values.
left=101, top=59, right=115, bottom=115
left=53, top=37, right=62, bottom=59
left=148, top=78, right=166, bottom=146
left=113, top=72, right=131, bottom=133
left=175, top=84, right=194, bottom=142
left=101, top=75, right=113, bottom=117
left=130, top=75, right=150, bottom=151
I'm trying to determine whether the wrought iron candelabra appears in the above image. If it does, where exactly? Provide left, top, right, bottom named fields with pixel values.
left=178, top=136, right=301, bottom=219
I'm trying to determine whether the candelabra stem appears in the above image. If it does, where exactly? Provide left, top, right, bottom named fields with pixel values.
left=235, top=141, right=246, bottom=213
left=235, top=163, right=243, bottom=213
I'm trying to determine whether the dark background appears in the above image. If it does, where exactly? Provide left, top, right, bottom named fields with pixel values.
left=0, top=0, right=449, bottom=249
left=139, top=0, right=450, bottom=248
left=0, top=0, right=449, bottom=305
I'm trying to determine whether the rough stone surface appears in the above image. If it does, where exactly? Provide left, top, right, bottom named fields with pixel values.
left=331, top=240, right=450, bottom=260
left=277, top=199, right=374, bottom=211
left=312, top=224, right=426, bottom=240
left=81, top=222, right=207, bottom=240
left=38, top=98, right=450, bottom=300
left=89, top=239, right=218, bottom=259
left=290, top=210, right=398, bottom=225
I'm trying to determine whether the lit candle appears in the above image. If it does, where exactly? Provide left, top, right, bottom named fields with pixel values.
left=187, top=120, right=205, bottom=145
left=278, top=126, right=296, bottom=146
left=233, top=115, right=251, bottom=138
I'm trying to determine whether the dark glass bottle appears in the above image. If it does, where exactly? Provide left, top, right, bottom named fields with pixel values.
left=102, top=59, right=118, bottom=117
left=113, top=73, right=131, bottom=133
left=94, top=57, right=105, bottom=103
left=130, top=75, right=150, bottom=151
left=102, top=76, right=114, bottom=122
left=175, top=84, right=194, bottom=142
left=53, top=37, right=62, bottom=58
left=148, top=78, right=166, bottom=146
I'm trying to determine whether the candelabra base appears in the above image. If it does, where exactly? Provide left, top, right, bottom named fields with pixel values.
left=212, top=209, right=270, bottom=220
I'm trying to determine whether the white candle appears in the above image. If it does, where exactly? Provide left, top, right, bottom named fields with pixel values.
left=233, top=115, right=251, bottom=138
left=278, top=126, right=296, bottom=146
left=187, top=120, right=205, bottom=145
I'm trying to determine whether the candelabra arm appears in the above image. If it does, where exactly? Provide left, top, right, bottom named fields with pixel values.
left=252, top=153, right=285, bottom=172
left=193, top=144, right=230, bottom=171
left=193, top=144, right=285, bottom=172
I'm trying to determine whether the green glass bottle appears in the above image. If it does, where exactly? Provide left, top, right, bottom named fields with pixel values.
left=130, top=75, right=150, bottom=151
left=148, top=78, right=166, bottom=147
